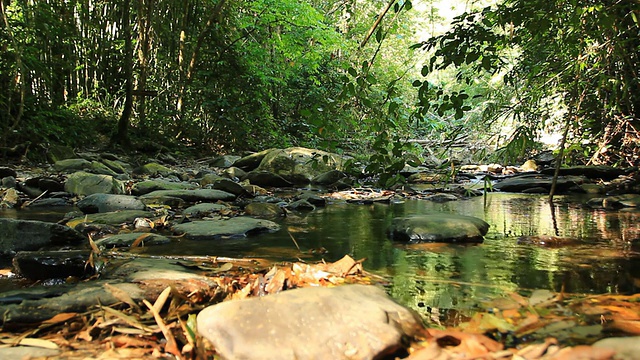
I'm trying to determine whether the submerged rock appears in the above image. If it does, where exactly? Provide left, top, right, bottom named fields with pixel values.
left=77, top=193, right=146, bottom=213
left=94, top=233, right=171, bottom=248
left=12, top=250, right=93, bottom=280
left=388, top=213, right=489, bottom=243
left=172, top=217, right=280, bottom=240
left=0, top=219, right=85, bottom=254
left=244, top=202, right=285, bottom=217
left=197, top=285, right=424, bottom=360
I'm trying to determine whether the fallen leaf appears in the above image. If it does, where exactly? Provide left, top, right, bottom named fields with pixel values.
left=143, top=299, right=181, bottom=357
left=41, top=312, right=78, bottom=326
left=131, top=233, right=153, bottom=248
left=0, top=337, right=59, bottom=349
left=546, top=345, right=615, bottom=360
left=104, top=283, right=140, bottom=311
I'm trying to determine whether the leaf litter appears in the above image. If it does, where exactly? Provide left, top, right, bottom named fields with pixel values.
left=0, top=253, right=637, bottom=359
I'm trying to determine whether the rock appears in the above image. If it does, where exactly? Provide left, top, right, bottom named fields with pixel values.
left=0, top=282, right=144, bottom=325
left=28, top=198, right=70, bottom=207
left=256, top=147, right=346, bottom=185
left=520, top=160, right=538, bottom=172
left=100, top=158, right=132, bottom=174
left=423, top=193, right=459, bottom=202
left=54, top=158, right=91, bottom=173
left=199, top=173, right=224, bottom=186
left=131, top=179, right=197, bottom=195
left=388, top=213, right=489, bottom=243
left=244, top=202, right=285, bottom=217
left=297, top=192, right=327, bottom=206
left=540, top=165, right=628, bottom=180
left=0, top=166, right=17, bottom=178
left=234, top=149, right=275, bottom=171
left=244, top=170, right=293, bottom=187
left=594, top=336, right=640, bottom=360
left=89, top=160, right=119, bottom=176
left=64, top=171, right=123, bottom=196
left=209, top=178, right=248, bottom=196
left=2, top=176, right=16, bottom=188
left=210, top=155, right=241, bottom=168
left=603, top=194, right=640, bottom=208
left=493, top=174, right=582, bottom=193
left=94, top=233, right=171, bottom=248
left=74, top=223, right=119, bottom=238
left=46, top=145, right=77, bottom=163
left=0, top=219, right=85, bottom=255
left=139, top=195, right=185, bottom=208
left=134, top=162, right=173, bottom=177
left=222, top=167, right=247, bottom=180
left=139, top=189, right=236, bottom=203
left=0, top=347, right=60, bottom=359
left=287, top=199, right=315, bottom=211
left=172, top=217, right=280, bottom=240
left=407, top=172, right=450, bottom=183
left=586, top=197, right=605, bottom=209
left=197, top=285, right=424, bottom=360
left=77, top=193, right=146, bottom=214
left=311, top=170, right=348, bottom=185
left=183, top=203, right=228, bottom=217
left=38, top=177, right=65, bottom=192
left=66, top=210, right=154, bottom=228
left=12, top=250, right=93, bottom=280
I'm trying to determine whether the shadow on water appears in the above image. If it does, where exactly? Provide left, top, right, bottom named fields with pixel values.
left=4, top=194, right=640, bottom=321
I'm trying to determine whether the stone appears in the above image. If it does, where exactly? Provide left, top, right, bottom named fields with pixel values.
left=199, top=173, right=224, bottom=186
left=100, top=158, right=132, bottom=174
left=244, top=170, right=293, bottom=188
left=0, top=219, right=85, bottom=255
left=256, top=147, right=346, bottom=185
left=94, top=233, right=171, bottom=248
left=388, top=213, right=489, bottom=243
left=183, top=203, right=228, bottom=217
left=197, top=285, right=424, bottom=360
left=172, top=217, right=280, bottom=240
left=28, top=198, right=70, bottom=207
left=210, top=155, right=241, bottom=168
left=423, top=193, right=459, bottom=202
left=594, top=336, right=640, bottom=360
left=0, top=347, right=60, bottom=359
left=0, top=282, right=144, bottom=325
left=46, top=145, right=77, bottom=163
left=244, top=202, right=285, bottom=217
left=234, top=149, right=275, bottom=171
left=64, top=171, right=123, bottom=196
left=539, top=165, right=628, bottom=180
left=139, top=189, right=236, bottom=203
left=139, top=195, right=185, bottom=208
left=2, top=176, right=16, bottom=188
left=602, top=194, right=640, bottom=208
left=297, top=192, right=327, bottom=206
left=493, top=174, right=582, bottom=193
left=287, top=199, right=316, bottom=211
left=135, top=162, right=173, bottom=177
left=209, top=178, right=247, bottom=196
left=222, top=167, right=247, bottom=180
left=77, top=193, right=146, bottom=214
left=0, top=166, right=17, bottom=178
left=311, top=170, right=348, bottom=185
left=38, top=177, right=65, bottom=192
left=520, top=160, right=538, bottom=172
left=66, top=210, right=154, bottom=228
left=131, top=179, right=197, bottom=195
left=1, top=188, right=19, bottom=208
left=12, top=250, right=93, bottom=280
left=54, top=158, right=91, bottom=173
left=89, top=160, right=119, bottom=176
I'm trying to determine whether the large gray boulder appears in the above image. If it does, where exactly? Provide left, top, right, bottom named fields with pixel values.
left=256, top=147, right=346, bottom=185
left=64, top=171, right=123, bottom=196
left=388, top=213, right=489, bottom=243
left=493, top=174, right=582, bottom=193
left=197, top=285, right=424, bottom=360
left=77, top=193, right=146, bottom=213
left=0, top=219, right=85, bottom=254
left=172, top=217, right=279, bottom=240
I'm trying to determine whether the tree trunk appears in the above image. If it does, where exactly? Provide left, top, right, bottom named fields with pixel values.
left=113, top=0, right=133, bottom=148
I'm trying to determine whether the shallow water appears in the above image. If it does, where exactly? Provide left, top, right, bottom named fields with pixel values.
left=3, top=193, right=640, bottom=321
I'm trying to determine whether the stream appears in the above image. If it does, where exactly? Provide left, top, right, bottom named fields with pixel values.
left=2, top=192, right=640, bottom=323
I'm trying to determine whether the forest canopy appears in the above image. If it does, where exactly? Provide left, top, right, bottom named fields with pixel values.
left=1, top=0, right=638, bottom=168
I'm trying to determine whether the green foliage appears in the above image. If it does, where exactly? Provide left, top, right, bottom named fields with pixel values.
left=412, top=0, right=640, bottom=166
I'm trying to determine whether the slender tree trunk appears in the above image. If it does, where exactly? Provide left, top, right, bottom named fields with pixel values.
left=114, top=0, right=133, bottom=148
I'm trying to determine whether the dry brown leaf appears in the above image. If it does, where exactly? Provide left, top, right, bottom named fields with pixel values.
left=143, top=299, right=181, bottom=358
left=427, top=328, right=503, bottom=356
left=102, top=306, right=155, bottom=333
left=131, top=233, right=153, bottom=248
left=0, top=337, right=59, bottom=349
left=516, top=337, right=557, bottom=359
left=110, top=334, right=159, bottom=349
left=605, top=319, right=640, bottom=335
left=324, top=255, right=363, bottom=276
left=153, top=286, right=173, bottom=313
left=265, top=269, right=286, bottom=294
left=41, top=312, right=78, bottom=326
left=406, top=341, right=449, bottom=360
left=104, top=283, right=140, bottom=311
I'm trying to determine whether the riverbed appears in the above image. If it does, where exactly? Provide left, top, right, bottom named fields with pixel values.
left=2, top=192, right=639, bottom=324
